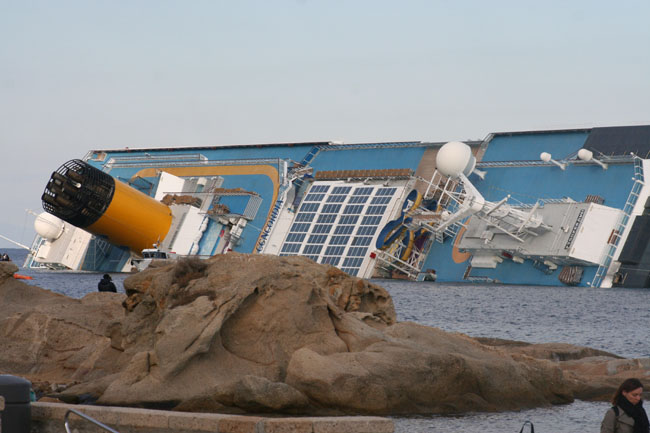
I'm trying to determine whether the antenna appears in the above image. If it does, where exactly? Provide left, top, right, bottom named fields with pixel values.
left=431, top=141, right=550, bottom=239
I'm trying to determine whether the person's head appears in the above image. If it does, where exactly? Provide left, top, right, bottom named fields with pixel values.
left=103, top=274, right=111, bottom=280
left=612, top=378, right=644, bottom=406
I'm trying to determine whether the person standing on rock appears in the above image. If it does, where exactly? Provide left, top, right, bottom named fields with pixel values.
left=601, top=378, right=650, bottom=433
left=98, top=274, right=117, bottom=293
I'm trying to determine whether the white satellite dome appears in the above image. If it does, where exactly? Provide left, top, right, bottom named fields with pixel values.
left=436, top=141, right=476, bottom=178
left=577, top=148, right=594, bottom=161
left=34, top=212, right=65, bottom=241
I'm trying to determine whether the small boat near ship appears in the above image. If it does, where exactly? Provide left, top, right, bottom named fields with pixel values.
left=21, top=124, right=650, bottom=288
left=130, top=247, right=179, bottom=271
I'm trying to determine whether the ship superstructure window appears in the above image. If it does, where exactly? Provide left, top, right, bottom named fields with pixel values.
left=327, top=195, right=347, bottom=203
left=279, top=182, right=401, bottom=276
left=377, top=187, right=397, bottom=196
left=371, top=196, right=391, bottom=204
left=335, top=225, right=355, bottom=235
left=285, top=233, right=306, bottom=243
left=317, top=214, right=337, bottom=223
left=305, top=193, right=325, bottom=202
left=296, top=213, right=315, bottom=222
left=322, top=204, right=342, bottom=213
left=300, top=203, right=320, bottom=212
left=311, top=185, right=330, bottom=193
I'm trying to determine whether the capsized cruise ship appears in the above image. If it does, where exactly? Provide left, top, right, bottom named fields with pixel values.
left=25, top=124, right=650, bottom=288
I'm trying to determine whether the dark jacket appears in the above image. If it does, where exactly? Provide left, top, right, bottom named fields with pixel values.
left=98, top=276, right=117, bottom=293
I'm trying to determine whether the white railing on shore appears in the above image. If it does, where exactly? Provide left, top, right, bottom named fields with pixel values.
left=65, top=408, right=121, bottom=433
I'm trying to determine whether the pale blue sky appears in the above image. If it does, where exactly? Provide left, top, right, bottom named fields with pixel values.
left=1, top=0, right=649, bottom=248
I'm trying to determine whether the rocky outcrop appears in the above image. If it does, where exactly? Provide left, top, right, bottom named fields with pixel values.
left=0, top=262, right=126, bottom=391
left=476, top=338, right=649, bottom=401
left=0, top=258, right=646, bottom=415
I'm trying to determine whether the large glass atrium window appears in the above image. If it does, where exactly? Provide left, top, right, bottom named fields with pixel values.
left=279, top=183, right=399, bottom=276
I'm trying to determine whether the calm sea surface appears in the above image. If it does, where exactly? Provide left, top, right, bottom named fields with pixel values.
left=6, top=248, right=650, bottom=432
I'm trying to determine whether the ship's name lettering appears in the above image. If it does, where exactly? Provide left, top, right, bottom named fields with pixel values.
left=255, top=196, right=285, bottom=253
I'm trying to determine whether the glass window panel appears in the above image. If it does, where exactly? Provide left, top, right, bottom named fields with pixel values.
left=349, top=195, right=369, bottom=204
left=286, top=233, right=306, bottom=243
left=376, top=187, right=397, bottom=196
left=334, top=225, right=355, bottom=235
left=371, top=196, right=391, bottom=204
left=325, top=246, right=345, bottom=255
left=321, top=256, right=341, bottom=266
left=332, top=186, right=352, bottom=194
left=361, top=216, right=382, bottom=225
left=353, top=187, right=374, bottom=195
left=317, top=214, right=337, bottom=223
left=304, top=255, right=320, bottom=261
left=339, top=215, right=359, bottom=225
left=321, top=204, right=342, bottom=214
left=311, top=185, right=329, bottom=193
left=343, top=204, right=364, bottom=214
left=366, top=205, right=387, bottom=215
left=296, top=212, right=315, bottom=222
left=313, top=224, right=333, bottom=234
left=281, top=243, right=301, bottom=253
left=356, top=226, right=378, bottom=236
left=348, top=247, right=368, bottom=257
left=307, top=234, right=328, bottom=244
left=326, top=195, right=346, bottom=203
left=352, top=236, right=372, bottom=246
left=304, top=193, right=325, bottom=202
left=290, top=223, right=311, bottom=232
left=300, top=202, right=320, bottom=212
left=330, top=235, right=350, bottom=245
left=343, top=257, right=364, bottom=267
left=303, top=244, right=323, bottom=255
left=341, top=268, right=359, bottom=276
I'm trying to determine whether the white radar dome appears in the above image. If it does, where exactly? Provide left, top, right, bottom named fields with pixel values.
left=34, top=212, right=65, bottom=241
left=577, top=148, right=594, bottom=161
left=436, top=141, right=476, bottom=178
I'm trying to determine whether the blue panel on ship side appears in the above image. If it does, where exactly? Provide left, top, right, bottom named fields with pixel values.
left=481, top=132, right=589, bottom=162
left=311, top=147, right=426, bottom=171
left=473, top=164, right=634, bottom=209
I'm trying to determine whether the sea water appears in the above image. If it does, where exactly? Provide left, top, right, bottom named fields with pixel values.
left=6, top=248, right=648, bottom=432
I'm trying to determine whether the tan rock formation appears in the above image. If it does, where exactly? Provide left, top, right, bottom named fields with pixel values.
left=0, top=258, right=646, bottom=416
left=0, top=262, right=126, bottom=391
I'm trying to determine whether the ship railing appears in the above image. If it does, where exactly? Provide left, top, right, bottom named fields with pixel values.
left=373, top=249, right=421, bottom=280
left=104, top=157, right=285, bottom=171
left=476, top=154, right=634, bottom=169
left=321, top=141, right=425, bottom=151
left=516, top=198, right=576, bottom=208
left=64, top=408, right=121, bottom=433
left=591, top=156, right=645, bottom=287
left=373, top=227, right=437, bottom=280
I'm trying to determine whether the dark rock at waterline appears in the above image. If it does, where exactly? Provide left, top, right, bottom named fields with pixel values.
left=0, top=258, right=646, bottom=415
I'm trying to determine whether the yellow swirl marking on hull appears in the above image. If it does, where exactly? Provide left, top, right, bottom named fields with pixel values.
left=452, top=222, right=471, bottom=264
